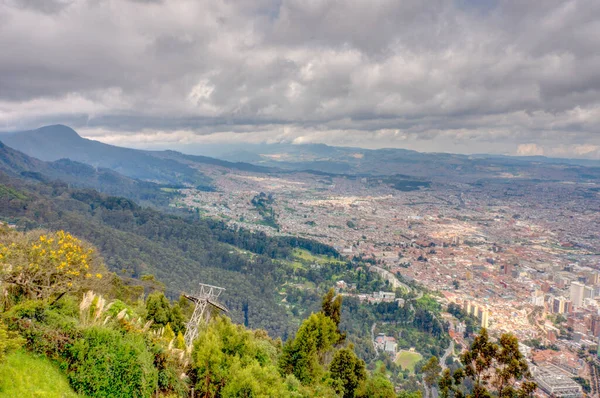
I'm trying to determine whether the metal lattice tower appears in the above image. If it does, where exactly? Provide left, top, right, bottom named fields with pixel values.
left=183, top=283, right=228, bottom=347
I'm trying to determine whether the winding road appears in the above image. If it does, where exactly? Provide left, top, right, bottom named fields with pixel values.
left=371, top=322, right=378, bottom=354
left=370, top=265, right=412, bottom=293
left=440, top=341, right=455, bottom=370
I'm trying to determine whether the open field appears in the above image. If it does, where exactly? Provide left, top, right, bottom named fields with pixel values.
left=292, top=248, right=345, bottom=266
left=395, top=350, right=423, bottom=372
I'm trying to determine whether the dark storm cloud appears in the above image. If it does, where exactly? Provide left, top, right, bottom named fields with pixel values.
left=0, top=0, right=599, bottom=158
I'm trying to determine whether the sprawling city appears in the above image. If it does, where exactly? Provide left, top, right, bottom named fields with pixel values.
left=173, top=158, right=600, bottom=397
left=1, top=0, right=600, bottom=396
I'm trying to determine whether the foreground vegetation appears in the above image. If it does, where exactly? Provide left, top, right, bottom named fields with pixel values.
left=0, top=227, right=395, bottom=396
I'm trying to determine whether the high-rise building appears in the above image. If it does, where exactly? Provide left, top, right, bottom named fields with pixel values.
left=553, top=296, right=571, bottom=314
left=584, top=285, right=595, bottom=300
left=531, top=290, right=545, bottom=306
left=571, top=282, right=585, bottom=308
left=564, top=300, right=572, bottom=313
left=463, top=300, right=471, bottom=314
left=552, top=297, right=563, bottom=314
left=481, top=309, right=489, bottom=328
left=591, top=315, right=600, bottom=337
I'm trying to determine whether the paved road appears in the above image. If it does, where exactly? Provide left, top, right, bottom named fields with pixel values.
left=370, top=265, right=411, bottom=293
left=440, top=341, right=455, bottom=370
left=371, top=322, right=378, bottom=354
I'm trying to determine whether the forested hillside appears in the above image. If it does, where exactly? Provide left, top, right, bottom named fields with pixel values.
left=0, top=170, right=340, bottom=337
left=0, top=226, right=392, bottom=396
left=0, top=140, right=178, bottom=206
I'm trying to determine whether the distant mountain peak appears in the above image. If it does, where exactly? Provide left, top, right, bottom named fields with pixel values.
left=34, top=124, right=82, bottom=139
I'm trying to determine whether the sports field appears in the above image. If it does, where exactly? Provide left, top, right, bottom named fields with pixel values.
left=395, top=350, right=423, bottom=372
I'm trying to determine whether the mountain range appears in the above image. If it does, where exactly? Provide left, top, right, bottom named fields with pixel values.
left=3, top=124, right=599, bottom=185
left=1, top=125, right=271, bottom=189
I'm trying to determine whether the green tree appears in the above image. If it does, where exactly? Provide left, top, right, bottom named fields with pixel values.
left=163, top=323, right=175, bottom=342
left=193, top=316, right=287, bottom=397
left=175, top=332, right=186, bottom=350
left=145, top=292, right=185, bottom=333
left=193, top=325, right=228, bottom=397
left=321, top=287, right=344, bottom=341
left=221, top=361, right=289, bottom=397
left=439, top=329, right=536, bottom=398
left=422, top=356, right=442, bottom=389
left=329, top=345, right=367, bottom=398
left=356, top=372, right=396, bottom=398
left=67, top=326, right=158, bottom=397
left=278, top=312, right=338, bottom=384
left=397, top=391, right=423, bottom=398
left=492, top=334, right=537, bottom=398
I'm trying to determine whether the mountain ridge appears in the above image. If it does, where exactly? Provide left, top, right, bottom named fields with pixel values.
left=0, top=139, right=178, bottom=206
left=3, top=124, right=600, bottom=186
left=2, top=125, right=207, bottom=186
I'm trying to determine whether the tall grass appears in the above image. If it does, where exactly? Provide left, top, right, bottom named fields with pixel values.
left=0, top=350, right=79, bottom=397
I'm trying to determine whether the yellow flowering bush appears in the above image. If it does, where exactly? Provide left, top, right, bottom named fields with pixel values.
left=0, top=230, right=103, bottom=300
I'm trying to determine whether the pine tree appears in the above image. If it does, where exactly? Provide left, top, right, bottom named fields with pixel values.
left=329, top=344, right=367, bottom=398
left=278, top=312, right=338, bottom=384
left=321, top=287, right=345, bottom=342
left=423, top=356, right=442, bottom=390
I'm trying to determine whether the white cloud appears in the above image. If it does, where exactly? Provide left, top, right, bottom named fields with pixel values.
left=517, top=143, right=545, bottom=156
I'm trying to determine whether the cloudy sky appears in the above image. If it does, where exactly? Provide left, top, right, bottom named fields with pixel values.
left=1, top=0, right=599, bottom=158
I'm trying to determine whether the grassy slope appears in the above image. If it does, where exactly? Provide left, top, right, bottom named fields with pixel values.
left=292, top=248, right=345, bottom=266
left=0, top=350, right=79, bottom=397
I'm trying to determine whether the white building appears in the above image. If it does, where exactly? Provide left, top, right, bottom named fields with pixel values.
left=518, top=342, right=532, bottom=358
left=533, top=365, right=582, bottom=398
left=531, top=290, right=545, bottom=306
left=570, top=282, right=585, bottom=308
left=384, top=340, right=397, bottom=354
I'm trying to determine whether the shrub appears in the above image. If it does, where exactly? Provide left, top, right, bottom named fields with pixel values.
left=2, top=299, right=79, bottom=359
left=67, top=326, right=158, bottom=397
left=0, top=320, right=24, bottom=363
